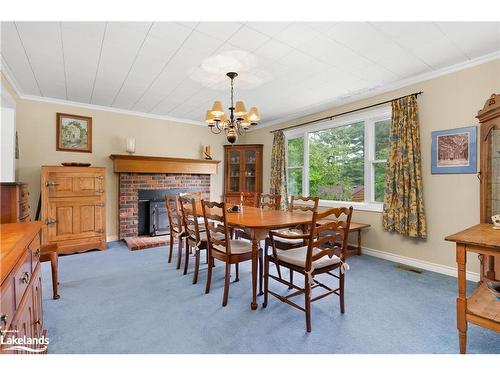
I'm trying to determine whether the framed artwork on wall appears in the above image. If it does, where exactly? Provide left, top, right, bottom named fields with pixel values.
left=56, top=112, right=92, bottom=153
left=431, top=126, right=477, bottom=174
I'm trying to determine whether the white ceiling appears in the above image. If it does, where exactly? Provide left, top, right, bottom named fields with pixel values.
left=1, top=22, right=499, bottom=124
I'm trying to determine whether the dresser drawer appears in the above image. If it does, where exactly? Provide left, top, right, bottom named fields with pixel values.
left=19, top=185, right=29, bottom=201
left=13, top=250, right=32, bottom=309
left=0, top=279, right=15, bottom=340
left=29, top=234, right=41, bottom=270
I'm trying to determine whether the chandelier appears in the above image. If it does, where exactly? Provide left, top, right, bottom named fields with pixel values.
left=205, top=72, right=260, bottom=144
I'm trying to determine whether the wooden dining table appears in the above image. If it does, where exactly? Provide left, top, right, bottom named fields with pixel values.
left=204, top=205, right=313, bottom=310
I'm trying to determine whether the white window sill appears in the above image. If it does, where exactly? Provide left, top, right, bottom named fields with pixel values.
left=318, top=200, right=383, bottom=213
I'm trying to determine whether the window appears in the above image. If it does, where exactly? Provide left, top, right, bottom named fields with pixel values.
left=285, top=107, right=391, bottom=211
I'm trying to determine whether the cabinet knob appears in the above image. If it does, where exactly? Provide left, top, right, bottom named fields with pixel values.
left=34, top=319, right=41, bottom=325
left=45, top=180, right=59, bottom=187
left=95, top=202, right=105, bottom=207
left=96, top=175, right=104, bottom=180
left=34, top=248, right=40, bottom=258
left=46, top=218, right=57, bottom=225
left=96, top=229, right=104, bottom=234
left=96, top=189, right=105, bottom=194
left=20, top=272, right=30, bottom=284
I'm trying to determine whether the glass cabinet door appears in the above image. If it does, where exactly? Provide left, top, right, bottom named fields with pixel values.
left=228, top=150, right=241, bottom=192
left=244, top=149, right=257, bottom=192
left=490, top=129, right=500, bottom=218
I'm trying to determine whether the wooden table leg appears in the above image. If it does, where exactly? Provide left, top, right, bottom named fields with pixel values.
left=456, top=243, right=467, bottom=354
left=251, top=236, right=258, bottom=310
left=357, top=229, right=362, bottom=256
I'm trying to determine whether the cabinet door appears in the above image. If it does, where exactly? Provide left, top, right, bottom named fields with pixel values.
left=9, top=287, right=34, bottom=354
left=46, top=171, right=104, bottom=198
left=31, top=266, right=43, bottom=339
left=227, top=149, right=242, bottom=193
left=243, top=149, right=258, bottom=192
left=46, top=197, right=104, bottom=242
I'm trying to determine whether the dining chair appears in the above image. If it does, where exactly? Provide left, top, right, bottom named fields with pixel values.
left=166, top=194, right=185, bottom=269
left=263, top=206, right=353, bottom=332
left=179, top=196, right=208, bottom=284
left=258, top=193, right=281, bottom=210
left=264, top=196, right=319, bottom=285
left=202, top=200, right=261, bottom=307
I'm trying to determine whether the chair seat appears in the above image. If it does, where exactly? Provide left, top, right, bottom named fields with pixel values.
left=276, top=246, right=341, bottom=269
left=214, top=239, right=253, bottom=254
left=272, top=228, right=305, bottom=245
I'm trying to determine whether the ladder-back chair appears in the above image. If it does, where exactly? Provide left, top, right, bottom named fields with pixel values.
left=263, top=206, right=353, bottom=332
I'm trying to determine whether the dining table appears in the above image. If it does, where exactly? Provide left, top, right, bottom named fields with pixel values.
left=204, top=205, right=314, bottom=310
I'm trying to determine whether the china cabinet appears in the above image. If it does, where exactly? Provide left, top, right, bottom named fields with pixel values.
left=476, top=93, right=500, bottom=281
left=223, top=144, right=263, bottom=205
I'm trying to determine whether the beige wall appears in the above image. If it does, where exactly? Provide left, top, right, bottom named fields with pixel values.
left=244, top=59, right=500, bottom=273
left=11, top=96, right=227, bottom=240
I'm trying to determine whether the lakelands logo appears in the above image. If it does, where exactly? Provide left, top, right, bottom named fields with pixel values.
left=1, top=330, right=49, bottom=353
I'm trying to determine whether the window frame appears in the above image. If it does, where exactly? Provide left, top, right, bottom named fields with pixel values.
left=284, top=106, right=391, bottom=213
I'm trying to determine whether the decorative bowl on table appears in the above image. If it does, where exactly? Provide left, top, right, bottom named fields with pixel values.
left=61, top=162, right=91, bottom=167
left=485, top=280, right=500, bottom=300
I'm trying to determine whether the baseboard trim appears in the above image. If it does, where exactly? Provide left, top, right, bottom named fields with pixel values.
left=360, top=246, right=480, bottom=282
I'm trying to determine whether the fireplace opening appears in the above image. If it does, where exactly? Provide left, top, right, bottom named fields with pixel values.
left=137, top=189, right=187, bottom=237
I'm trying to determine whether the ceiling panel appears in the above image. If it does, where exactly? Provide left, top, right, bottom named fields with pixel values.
left=61, top=22, right=106, bottom=103
left=90, top=22, right=152, bottom=106
left=0, top=22, right=40, bottom=95
left=1, top=21, right=499, bottom=125
left=15, top=22, right=66, bottom=99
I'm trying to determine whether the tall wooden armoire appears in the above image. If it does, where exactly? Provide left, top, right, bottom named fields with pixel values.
left=476, top=93, right=500, bottom=281
left=41, top=166, right=107, bottom=255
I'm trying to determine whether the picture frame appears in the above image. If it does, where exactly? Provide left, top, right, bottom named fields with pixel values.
left=431, top=126, right=477, bottom=174
left=56, top=112, right=92, bottom=153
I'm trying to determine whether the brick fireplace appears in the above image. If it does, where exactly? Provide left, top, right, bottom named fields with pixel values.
left=118, top=173, right=210, bottom=239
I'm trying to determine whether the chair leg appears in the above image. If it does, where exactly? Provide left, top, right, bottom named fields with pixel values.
left=168, top=233, right=174, bottom=263
left=183, top=240, right=190, bottom=275
left=263, top=255, right=269, bottom=308
left=266, top=239, right=282, bottom=279
left=176, top=236, right=183, bottom=270
left=49, top=252, right=60, bottom=300
left=339, top=270, right=345, bottom=314
left=289, top=270, right=294, bottom=289
left=258, top=248, right=263, bottom=295
left=234, top=263, right=239, bottom=282
left=205, top=255, right=213, bottom=294
left=193, top=249, right=200, bottom=284
left=222, top=262, right=231, bottom=307
left=205, top=247, right=209, bottom=264
left=305, top=274, right=312, bottom=332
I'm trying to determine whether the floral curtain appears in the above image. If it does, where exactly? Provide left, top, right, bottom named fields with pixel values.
left=382, top=95, right=427, bottom=238
left=270, top=131, right=288, bottom=210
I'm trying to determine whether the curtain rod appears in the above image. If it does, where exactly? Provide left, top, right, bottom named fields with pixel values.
left=269, top=91, right=423, bottom=134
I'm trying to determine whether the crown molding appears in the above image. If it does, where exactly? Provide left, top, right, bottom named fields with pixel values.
left=257, top=51, right=500, bottom=130
left=1, top=56, right=23, bottom=99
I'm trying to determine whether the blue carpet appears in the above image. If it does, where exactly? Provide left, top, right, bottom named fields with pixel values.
left=41, top=241, right=500, bottom=354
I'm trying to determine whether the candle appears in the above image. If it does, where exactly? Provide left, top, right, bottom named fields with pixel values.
left=126, top=137, right=136, bottom=154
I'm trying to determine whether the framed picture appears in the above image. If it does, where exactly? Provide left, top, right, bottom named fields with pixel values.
left=56, top=112, right=92, bottom=153
left=431, top=126, right=477, bottom=174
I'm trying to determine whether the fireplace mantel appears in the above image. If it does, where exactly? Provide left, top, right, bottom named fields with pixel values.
left=109, top=154, right=220, bottom=174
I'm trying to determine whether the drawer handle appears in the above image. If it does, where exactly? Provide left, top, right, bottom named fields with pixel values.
left=96, top=229, right=104, bottom=234
left=46, top=218, right=57, bottom=225
left=45, top=180, right=59, bottom=187
left=20, top=272, right=30, bottom=284
left=95, top=202, right=105, bottom=207
left=96, top=176, right=104, bottom=180
left=34, top=319, right=41, bottom=325
left=34, top=248, right=40, bottom=258
left=96, top=189, right=104, bottom=193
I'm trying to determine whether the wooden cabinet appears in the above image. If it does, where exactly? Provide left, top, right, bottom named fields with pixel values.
left=476, top=93, right=500, bottom=281
left=0, top=183, right=30, bottom=223
left=223, top=144, right=263, bottom=205
left=1, top=222, right=47, bottom=354
left=41, top=166, right=106, bottom=255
